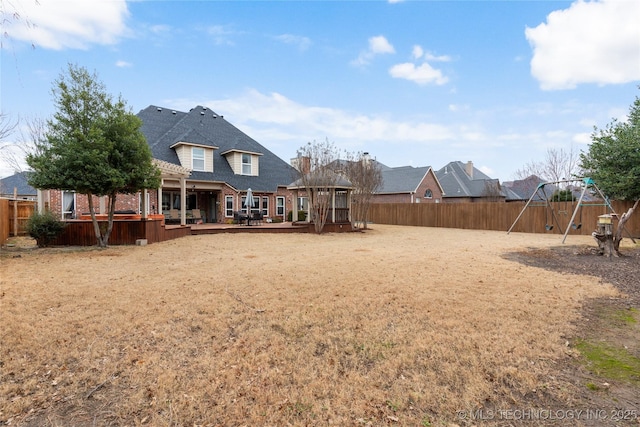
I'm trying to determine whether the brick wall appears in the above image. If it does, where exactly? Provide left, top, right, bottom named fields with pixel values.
left=48, top=190, right=159, bottom=219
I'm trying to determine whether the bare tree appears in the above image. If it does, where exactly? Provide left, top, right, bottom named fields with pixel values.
left=294, top=139, right=342, bottom=234
left=0, top=112, right=18, bottom=144
left=481, top=180, right=503, bottom=202
left=1, top=0, right=38, bottom=49
left=1, top=116, right=48, bottom=173
left=514, top=146, right=582, bottom=182
left=343, top=152, right=382, bottom=229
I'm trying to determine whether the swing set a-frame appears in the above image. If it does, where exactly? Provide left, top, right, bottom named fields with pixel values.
left=507, top=177, right=619, bottom=243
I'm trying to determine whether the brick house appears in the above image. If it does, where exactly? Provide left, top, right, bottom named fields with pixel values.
left=40, top=105, right=299, bottom=224
left=435, top=161, right=518, bottom=203
left=373, top=162, right=444, bottom=204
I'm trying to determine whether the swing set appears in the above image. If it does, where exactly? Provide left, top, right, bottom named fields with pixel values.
left=507, top=177, right=617, bottom=243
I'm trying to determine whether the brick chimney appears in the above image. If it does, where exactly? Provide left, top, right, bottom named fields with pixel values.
left=362, top=152, right=371, bottom=165
left=465, top=161, right=474, bottom=179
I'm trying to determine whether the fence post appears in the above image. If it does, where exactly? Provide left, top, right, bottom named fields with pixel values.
left=13, top=187, right=18, bottom=237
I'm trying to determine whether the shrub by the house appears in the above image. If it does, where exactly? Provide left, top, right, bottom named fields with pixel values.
left=27, top=210, right=66, bottom=247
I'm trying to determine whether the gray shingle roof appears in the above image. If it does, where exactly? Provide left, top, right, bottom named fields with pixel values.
left=435, top=161, right=504, bottom=199
left=137, top=105, right=297, bottom=192
left=0, top=172, right=36, bottom=197
left=378, top=166, right=433, bottom=194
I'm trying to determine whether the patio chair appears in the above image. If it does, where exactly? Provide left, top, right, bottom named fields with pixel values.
left=191, top=209, right=203, bottom=224
left=166, top=209, right=180, bottom=224
left=234, top=211, right=249, bottom=225
left=251, top=212, right=263, bottom=225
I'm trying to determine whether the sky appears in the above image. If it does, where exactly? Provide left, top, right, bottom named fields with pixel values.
left=1, top=0, right=639, bottom=181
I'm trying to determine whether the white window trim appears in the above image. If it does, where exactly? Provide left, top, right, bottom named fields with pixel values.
left=192, top=147, right=205, bottom=171
left=62, top=191, right=76, bottom=219
left=241, top=153, right=252, bottom=175
left=276, top=196, right=285, bottom=216
left=225, top=195, right=234, bottom=217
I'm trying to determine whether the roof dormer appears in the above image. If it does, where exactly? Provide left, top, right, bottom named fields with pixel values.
left=170, top=141, right=218, bottom=172
left=220, top=149, right=263, bottom=176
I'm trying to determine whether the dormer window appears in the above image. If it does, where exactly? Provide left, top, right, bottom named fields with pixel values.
left=242, top=153, right=252, bottom=175
left=192, top=147, right=205, bottom=171
left=425, top=189, right=433, bottom=199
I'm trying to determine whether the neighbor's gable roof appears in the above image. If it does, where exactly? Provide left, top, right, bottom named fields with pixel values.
left=435, top=161, right=501, bottom=198
left=0, top=172, right=37, bottom=196
left=138, top=105, right=296, bottom=192
left=378, top=166, right=440, bottom=194
left=502, top=175, right=547, bottom=201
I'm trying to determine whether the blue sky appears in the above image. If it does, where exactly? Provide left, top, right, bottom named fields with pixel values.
left=1, top=0, right=639, bottom=181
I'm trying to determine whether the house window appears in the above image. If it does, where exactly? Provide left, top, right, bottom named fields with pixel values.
left=261, top=196, right=268, bottom=216
left=241, top=195, right=259, bottom=214
left=276, top=196, right=285, bottom=216
left=161, top=192, right=186, bottom=213
left=225, top=195, right=233, bottom=217
left=241, top=153, right=252, bottom=175
left=62, top=191, right=75, bottom=219
left=425, top=189, right=433, bottom=199
left=192, top=147, right=205, bottom=171
left=297, top=197, right=308, bottom=212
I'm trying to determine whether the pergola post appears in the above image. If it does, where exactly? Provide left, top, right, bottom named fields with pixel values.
left=180, top=176, right=186, bottom=226
left=292, top=190, right=299, bottom=222
left=331, top=188, right=336, bottom=223
left=141, top=189, right=148, bottom=219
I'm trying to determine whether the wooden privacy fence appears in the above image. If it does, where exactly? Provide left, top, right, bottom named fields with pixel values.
left=0, top=198, right=37, bottom=244
left=368, top=201, right=640, bottom=238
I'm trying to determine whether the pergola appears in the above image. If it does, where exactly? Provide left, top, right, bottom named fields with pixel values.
left=153, top=159, right=192, bottom=225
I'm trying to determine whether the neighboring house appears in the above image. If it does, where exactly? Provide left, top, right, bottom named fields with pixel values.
left=0, top=172, right=37, bottom=200
left=40, top=105, right=300, bottom=223
left=435, top=161, right=511, bottom=203
left=374, top=164, right=444, bottom=203
left=502, top=175, right=549, bottom=202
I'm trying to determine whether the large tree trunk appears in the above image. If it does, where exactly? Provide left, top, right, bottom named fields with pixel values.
left=613, top=199, right=639, bottom=255
left=87, top=193, right=105, bottom=248
left=87, top=193, right=117, bottom=248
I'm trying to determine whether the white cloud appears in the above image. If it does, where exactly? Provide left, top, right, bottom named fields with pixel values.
left=274, top=34, right=311, bottom=51
left=412, top=45, right=424, bottom=60
left=116, top=60, right=132, bottom=68
left=572, top=132, right=592, bottom=145
left=389, top=62, right=449, bottom=85
left=206, top=25, right=238, bottom=46
left=526, top=0, right=640, bottom=90
left=479, top=166, right=494, bottom=176
left=369, top=35, right=395, bottom=54
left=351, top=35, right=395, bottom=66
left=167, top=88, right=454, bottom=158
left=2, top=0, right=130, bottom=50
left=424, top=52, right=452, bottom=62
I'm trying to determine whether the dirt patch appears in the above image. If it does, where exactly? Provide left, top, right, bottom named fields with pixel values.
left=505, top=243, right=640, bottom=425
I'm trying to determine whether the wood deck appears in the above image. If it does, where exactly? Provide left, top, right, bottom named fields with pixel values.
left=46, top=219, right=354, bottom=246
left=185, top=221, right=311, bottom=235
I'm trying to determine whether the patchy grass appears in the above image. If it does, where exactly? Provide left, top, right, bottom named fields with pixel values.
left=609, top=307, right=638, bottom=325
left=575, top=340, right=640, bottom=384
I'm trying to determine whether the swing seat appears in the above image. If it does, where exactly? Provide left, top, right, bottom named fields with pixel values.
left=545, top=224, right=554, bottom=231
left=571, top=223, right=582, bottom=230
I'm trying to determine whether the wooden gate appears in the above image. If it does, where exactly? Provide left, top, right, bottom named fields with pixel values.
left=0, top=198, right=37, bottom=243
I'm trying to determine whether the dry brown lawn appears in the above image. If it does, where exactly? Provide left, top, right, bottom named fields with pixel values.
left=0, top=225, right=622, bottom=426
